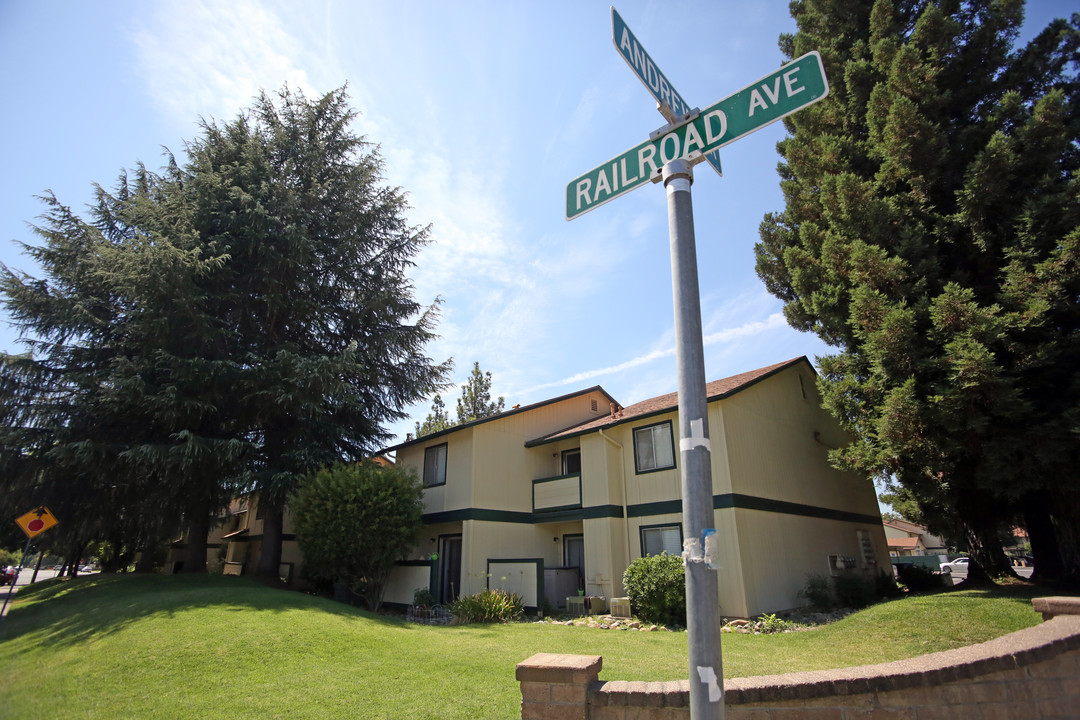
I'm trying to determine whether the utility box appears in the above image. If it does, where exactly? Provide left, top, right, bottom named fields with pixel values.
left=610, top=597, right=631, bottom=618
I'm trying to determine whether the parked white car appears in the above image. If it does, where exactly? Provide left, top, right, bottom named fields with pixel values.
left=940, top=557, right=969, bottom=574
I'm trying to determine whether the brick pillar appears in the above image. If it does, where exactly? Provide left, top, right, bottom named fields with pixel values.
left=516, top=653, right=602, bottom=720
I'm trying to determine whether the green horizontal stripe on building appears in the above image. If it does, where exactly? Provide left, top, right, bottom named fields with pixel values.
left=422, top=495, right=879, bottom=527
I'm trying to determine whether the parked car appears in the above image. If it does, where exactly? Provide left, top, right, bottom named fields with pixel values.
left=1, top=566, right=16, bottom=585
left=940, top=557, right=969, bottom=574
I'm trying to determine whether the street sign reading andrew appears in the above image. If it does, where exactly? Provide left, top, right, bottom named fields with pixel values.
left=611, top=7, right=723, bottom=177
left=566, top=50, right=829, bottom=220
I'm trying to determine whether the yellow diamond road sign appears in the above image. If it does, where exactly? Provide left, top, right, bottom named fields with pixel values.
left=15, top=506, right=59, bottom=538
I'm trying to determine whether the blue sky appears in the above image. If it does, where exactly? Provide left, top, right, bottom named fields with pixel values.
left=0, top=0, right=1069, bottom=445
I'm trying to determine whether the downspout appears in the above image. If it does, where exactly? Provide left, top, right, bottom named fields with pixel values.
left=599, top=429, right=632, bottom=575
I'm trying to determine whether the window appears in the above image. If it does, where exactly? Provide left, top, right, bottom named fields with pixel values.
left=423, top=443, right=447, bottom=487
left=562, top=449, right=581, bottom=475
left=633, top=421, right=675, bottom=473
left=641, top=524, right=682, bottom=557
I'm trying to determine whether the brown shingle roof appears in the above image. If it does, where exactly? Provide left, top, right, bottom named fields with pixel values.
left=525, top=357, right=808, bottom=447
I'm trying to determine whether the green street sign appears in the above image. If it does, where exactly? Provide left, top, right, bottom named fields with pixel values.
left=566, top=50, right=829, bottom=220
left=611, top=7, right=722, bottom=178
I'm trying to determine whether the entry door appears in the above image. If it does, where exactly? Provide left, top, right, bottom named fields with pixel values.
left=438, top=535, right=462, bottom=604
left=564, top=534, right=585, bottom=590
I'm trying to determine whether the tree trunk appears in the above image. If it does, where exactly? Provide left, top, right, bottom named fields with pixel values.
left=134, top=523, right=160, bottom=574
left=134, top=545, right=157, bottom=573
left=255, top=501, right=285, bottom=583
left=182, top=496, right=211, bottom=574
left=1022, top=490, right=1063, bottom=582
left=956, top=488, right=1014, bottom=585
left=1048, top=487, right=1080, bottom=587
left=67, top=540, right=87, bottom=577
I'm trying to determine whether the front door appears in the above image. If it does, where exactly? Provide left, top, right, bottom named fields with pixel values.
left=438, top=535, right=462, bottom=605
left=564, top=534, right=585, bottom=591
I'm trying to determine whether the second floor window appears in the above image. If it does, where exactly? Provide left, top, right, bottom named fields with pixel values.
left=633, top=421, right=675, bottom=473
left=562, top=449, right=581, bottom=475
left=424, top=443, right=447, bottom=487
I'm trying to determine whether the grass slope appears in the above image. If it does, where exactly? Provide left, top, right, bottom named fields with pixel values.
left=0, top=575, right=1048, bottom=719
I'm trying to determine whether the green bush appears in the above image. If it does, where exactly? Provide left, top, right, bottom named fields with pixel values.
left=450, top=588, right=524, bottom=623
left=291, top=460, right=424, bottom=612
left=756, top=613, right=796, bottom=634
left=412, top=587, right=435, bottom=608
left=800, top=573, right=833, bottom=610
left=622, top=553, right=686, bottom=626
left=896, top=563, right=946, bottom=593
left=875, top=569, right=904, bottom=599
left=833, top=573, right=877, bottom=609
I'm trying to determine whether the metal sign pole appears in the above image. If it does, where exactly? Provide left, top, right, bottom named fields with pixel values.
left=0, top=537, right=34, bottom=621
left=662, top=158, right=724, bottom=719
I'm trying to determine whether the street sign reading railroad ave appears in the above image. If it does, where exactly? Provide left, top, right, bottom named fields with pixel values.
left=565, top=50, right=829, bottom=220
left=610, top=7, right=723, bottom=178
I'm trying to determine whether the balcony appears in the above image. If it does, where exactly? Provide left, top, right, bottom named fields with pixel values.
left=532, top=473, right=582, bottom=514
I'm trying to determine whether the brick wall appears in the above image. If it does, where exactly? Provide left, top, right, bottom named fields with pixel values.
left=516, top=596, right=1080, bottom=719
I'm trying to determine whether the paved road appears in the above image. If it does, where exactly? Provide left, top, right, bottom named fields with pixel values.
left=948, top=565, right=1034, bottom=583
left=1, top=567, right=89, bottom=617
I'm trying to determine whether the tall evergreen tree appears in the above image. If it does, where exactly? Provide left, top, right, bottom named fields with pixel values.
left=1, top=87, right=451, bottom=577
left=0, top=167, right=246, bottom=572
left=455, top=361, right=505, bottom=424
left=756, top=0, right=1079, bottom=583
left=415, top=393, right=453, bottom=437
left=195, top=88, right=450, bottom=579
left=413, top=361, right=504, bottom=438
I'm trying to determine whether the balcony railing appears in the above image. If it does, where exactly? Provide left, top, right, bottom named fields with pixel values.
left=532, top=473, right=582, bottom=513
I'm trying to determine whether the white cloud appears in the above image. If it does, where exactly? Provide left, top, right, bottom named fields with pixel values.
left=516, top=301, right=789, bottom=398
left=131, top=0, right=324, bottom=127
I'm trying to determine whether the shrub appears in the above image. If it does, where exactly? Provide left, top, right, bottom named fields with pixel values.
left=291, top=460, right=424, bottom=612
left=833, top=573, right=876, bottom=609
left=412, top=587, right=435, bottom=608
left=756, top=613, right=796, bottom=634
left=896, top=563, right=946, bottom=593
left=800, top=573, right=833, bottom=610
left=875, top=569, right=904, bottom=599
left=450, top=588, right=524, bottom=623
left=622, top=553, right=686, bottom=626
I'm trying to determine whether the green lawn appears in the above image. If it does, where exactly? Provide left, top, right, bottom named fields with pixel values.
left=0, top=574, right=1051, bottom=719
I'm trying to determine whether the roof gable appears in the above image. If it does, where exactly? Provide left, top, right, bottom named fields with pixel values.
left=383, top=384, right=619, bottom=453
left=525, top=357, right=810, bottom=447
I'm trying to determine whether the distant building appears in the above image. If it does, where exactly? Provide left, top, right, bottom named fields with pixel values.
left=882, top=518, right=947, bottom=557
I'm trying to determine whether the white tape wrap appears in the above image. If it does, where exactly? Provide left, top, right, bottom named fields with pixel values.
left=697, top=666, right=722, bottom=702
left=679, top=418, right=711, bottom=452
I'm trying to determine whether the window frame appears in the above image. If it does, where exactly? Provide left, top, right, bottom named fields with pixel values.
left=561, top=448, right=582, bottom=476
left=423, top=443, right=448, bottom=488
left=639, top=523, right=683, bottom=557
left=632, top=420, right=677, bottom=474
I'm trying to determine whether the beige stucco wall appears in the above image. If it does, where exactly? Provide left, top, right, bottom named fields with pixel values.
left=397, top=389, right=610, bottom=517
left=715, top=365, right=889, bottom=614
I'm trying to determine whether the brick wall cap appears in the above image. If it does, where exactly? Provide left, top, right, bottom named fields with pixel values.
left=516, top=653, right=602, bottom=684
left=1032, top=596, right=1080, bottom=619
